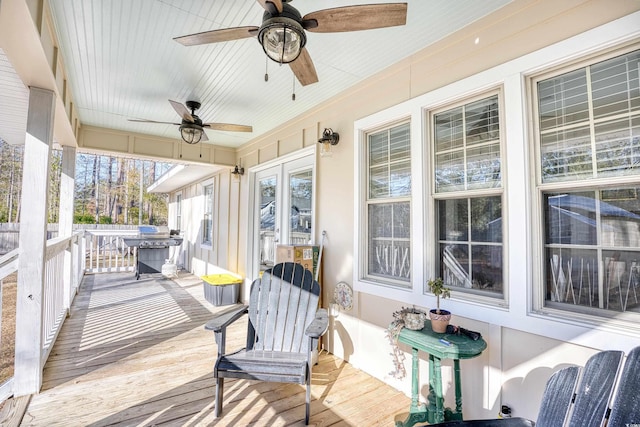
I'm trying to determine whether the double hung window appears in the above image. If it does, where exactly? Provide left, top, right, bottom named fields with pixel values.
left=365, top=122, right=411, bottom=287
left=432, top=94, right=504, bottom=298
left=534, top=48, right=640, bottom=315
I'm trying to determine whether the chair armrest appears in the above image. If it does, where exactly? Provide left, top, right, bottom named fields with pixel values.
left=204, top=304, right=249, bottom=333
left=306, top=308, right=329, bottom=339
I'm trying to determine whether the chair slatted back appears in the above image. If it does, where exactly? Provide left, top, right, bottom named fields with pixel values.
left=607, top=346, right=640, bottom=427
left=566, top=350, right=623, bottom=427
left=247, top=262, right=320, bottom=353
left=536, top=366, right=581, bottom=427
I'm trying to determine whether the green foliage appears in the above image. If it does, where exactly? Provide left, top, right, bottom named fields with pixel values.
left=427, top=277, right=451, bottom=313
left=74, top=214, right=95, bottom=224
left=98, top=216, right=112, bottom=224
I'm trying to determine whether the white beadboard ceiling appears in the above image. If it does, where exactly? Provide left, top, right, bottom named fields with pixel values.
left=0, top=48, right=29, bottom=145
left=3, top=0, right=513, bottom=148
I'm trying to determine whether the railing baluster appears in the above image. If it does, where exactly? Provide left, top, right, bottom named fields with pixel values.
left=114, top=235, right=118, bottom=269
left=108, top=235, right=113, bottom=269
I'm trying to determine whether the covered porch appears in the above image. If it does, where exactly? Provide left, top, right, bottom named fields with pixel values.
left=3, top=0, right=640, bottom=424
left=7, top=270, right=410, bottom=426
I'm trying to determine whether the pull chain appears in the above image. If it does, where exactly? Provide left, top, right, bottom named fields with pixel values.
left=264, top=56, right=269, bottom=82
left=292, top=75, right=296, bottom=101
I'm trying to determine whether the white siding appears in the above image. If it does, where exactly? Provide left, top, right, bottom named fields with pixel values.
left=166, top=4, right=640, bottom=421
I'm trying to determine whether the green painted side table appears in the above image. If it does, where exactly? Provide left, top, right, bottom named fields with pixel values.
left=394, top=321, right=487, bottom=427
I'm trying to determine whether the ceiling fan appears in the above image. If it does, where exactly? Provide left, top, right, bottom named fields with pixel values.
left=174, top=1, right=408, bottom=87
left=128, top=100, right=252, bottom=144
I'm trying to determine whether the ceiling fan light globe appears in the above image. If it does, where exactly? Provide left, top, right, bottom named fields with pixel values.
left=263, top=27, right=300, bottom=63
left=259, top=17, right=305, bottom=64
left=179, top=124, right=203, bottom=144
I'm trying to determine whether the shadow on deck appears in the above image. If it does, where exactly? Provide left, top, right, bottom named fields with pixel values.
left=14, top=271, right=409, bottom=426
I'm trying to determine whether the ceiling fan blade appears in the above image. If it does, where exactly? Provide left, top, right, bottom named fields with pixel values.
left=173, top=26, right=259, bottom=46
left=128, top=119, right=180, bottom=125
left=169, top=100, right=194, bottom=122
left=204, top=123, right=253, bottom=133
left=302, top=3, right=407, bottom=33
left=257, top=0, right=282, bottom=14
left=289, top=47, right=318, bottom=86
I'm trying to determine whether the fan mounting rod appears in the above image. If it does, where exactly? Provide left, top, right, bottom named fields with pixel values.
left=185, top=100, right=201, bottom=113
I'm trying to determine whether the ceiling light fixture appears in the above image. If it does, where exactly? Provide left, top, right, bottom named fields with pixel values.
left=179, top=122, right=203, bottom=144
left=318, top=128, right=339, bottom=157
left=258, top=5, right=306, bottom=64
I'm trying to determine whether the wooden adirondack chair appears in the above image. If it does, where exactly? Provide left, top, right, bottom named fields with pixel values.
left=204, top=262, right=328, bottom=425
left=607, top=346, right=640, bottom=427
left=428, top=349, right=625, bottom=427
left=533, top=365, right=581, bottom=427
left=565, top=350, right=623, bottom=427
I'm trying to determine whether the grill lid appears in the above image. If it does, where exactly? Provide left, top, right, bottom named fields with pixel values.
left=138, top=225, right=170, bottom=238
left=122, top=236, right=183, bottom=247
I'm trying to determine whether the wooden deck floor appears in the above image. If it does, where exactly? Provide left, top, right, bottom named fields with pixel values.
left=19, top=271, right=411, bottom=426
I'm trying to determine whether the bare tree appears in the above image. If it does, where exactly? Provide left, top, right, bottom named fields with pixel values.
left=0, top=143, right=170, bottom=226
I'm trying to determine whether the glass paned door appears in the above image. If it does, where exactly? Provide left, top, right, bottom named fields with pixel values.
left=250, top=153, right=315, bottom=278
left=289, top=170, right=313, bottom=245
left=256, top=169, right=279, bottom=272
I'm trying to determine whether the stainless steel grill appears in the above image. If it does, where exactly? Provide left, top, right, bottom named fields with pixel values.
left=123, top=226, right=183, bottom=279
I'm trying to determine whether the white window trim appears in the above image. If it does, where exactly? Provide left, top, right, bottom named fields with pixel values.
left=353, top=11, right=640, bottom=352
left=175, top=191, right=182, bottom=232
left=355, top=108, right=426, bottom=304
left=200, top=178, right=216, bottom=250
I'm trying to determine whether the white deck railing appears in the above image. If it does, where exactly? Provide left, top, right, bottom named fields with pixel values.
left=0, top=248, right=20, bottom=400
left=0, top=228, right=121, bottom=401
left=83, top=229, right=137, bottom=274
left=1, top=231, right=86, bottom=400
left=0, top=248, right=19, bottom=281
left=41, top=231, right=85, bottom=363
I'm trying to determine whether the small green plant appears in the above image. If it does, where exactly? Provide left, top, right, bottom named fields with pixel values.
left=427, top=277, right=451, bottom=314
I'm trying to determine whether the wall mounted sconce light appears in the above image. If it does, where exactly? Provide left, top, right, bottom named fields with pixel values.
left=318, top=128, right=339, bottom=157
left=231, top=165, right=244, bottom=181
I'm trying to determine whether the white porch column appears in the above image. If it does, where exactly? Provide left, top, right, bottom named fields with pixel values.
left=14, top=87, right=55, bottom=396
left=59, top=145, right=77, bottom=311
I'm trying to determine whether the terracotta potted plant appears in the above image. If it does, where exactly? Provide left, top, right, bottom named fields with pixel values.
left=427, top=277, right=451, bottom=333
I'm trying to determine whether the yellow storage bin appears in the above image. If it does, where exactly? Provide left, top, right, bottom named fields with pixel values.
left=202, top=273, right=242, bottom=306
